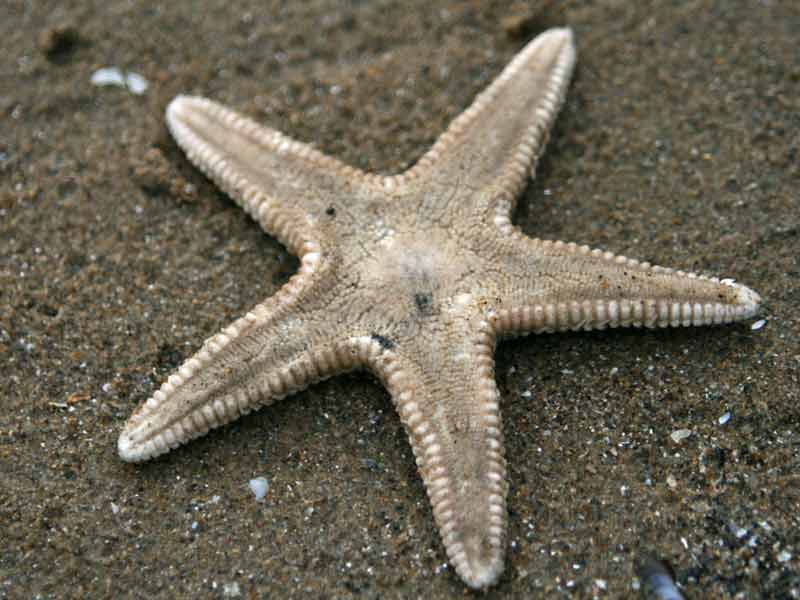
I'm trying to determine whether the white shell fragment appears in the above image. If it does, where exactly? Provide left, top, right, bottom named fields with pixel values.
left=750, top=319, right=766, bottom=331
left=91, top=67, right=149, bottom=95
left=124, top=72, right=149, bottom=95
left=670, top=429, right=692, bottom=443
left=222, top=582, right=242, bottom=597
left=248, top=477, right=269, bottom=502
left=718, top=412, right=731, bottom=425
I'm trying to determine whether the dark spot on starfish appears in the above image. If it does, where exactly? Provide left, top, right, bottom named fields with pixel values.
left=325, top=205, right=336, bottom=217
left=414, top=291, right=434, bottom=316
left=370, top=333, right=395, bottom=350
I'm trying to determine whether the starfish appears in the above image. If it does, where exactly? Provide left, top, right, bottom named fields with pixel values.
left=118, top=28, right=760, bottom=589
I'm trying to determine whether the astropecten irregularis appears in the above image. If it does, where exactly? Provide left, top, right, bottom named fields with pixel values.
left=118, top=29, right=760, bottom=588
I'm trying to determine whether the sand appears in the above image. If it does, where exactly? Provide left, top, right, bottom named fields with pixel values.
left=1, top=1, right=798, bottom=597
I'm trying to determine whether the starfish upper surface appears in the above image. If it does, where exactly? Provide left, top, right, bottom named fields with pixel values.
left=118, top=28, right=760, bottom=589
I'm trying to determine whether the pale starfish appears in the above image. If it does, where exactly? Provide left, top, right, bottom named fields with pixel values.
left=118, top=28, right=760, bottom=588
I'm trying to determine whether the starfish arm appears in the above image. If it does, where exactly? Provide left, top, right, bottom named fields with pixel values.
left=166, top=95, right=376, bottom=248
left=369, top=308, right=507, bottom=589
left=118, top=282, right=360, bottom=463
left=397, top=28, right=575, bottom=218
left=487, top=235, right=761, bottom=336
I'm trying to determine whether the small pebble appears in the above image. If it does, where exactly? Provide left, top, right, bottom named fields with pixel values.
left=718, top=412, right=731, bottom=425
left=249, top=477, right=269, bottom=502
left=750, top=319, right=766, bottom=331
left=502, top=13, right=533, bottom=38
left=731, top=522, right=748, bottom=539
left=38, top=24, right=80, bottom=59
left=636, top=553, right=685, bottom=600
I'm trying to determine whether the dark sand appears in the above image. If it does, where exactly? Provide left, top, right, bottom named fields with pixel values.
left=2, top=1, right=798, bottom=598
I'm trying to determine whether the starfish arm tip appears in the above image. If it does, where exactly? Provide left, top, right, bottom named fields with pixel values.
left=538, top=26, right=575, bottom=56
left=727, top=280, right=761, bottom=319
left=165, top=94, right=194, bottom=122
left=118, top=418, right=177, bottom=463
left=117, top=411, right=171, bottom=463
left=117, top=427, right=143, bottom=463
left=456, top=556, right=505, bottom=590
left=548, top=26, right=574, bottom=41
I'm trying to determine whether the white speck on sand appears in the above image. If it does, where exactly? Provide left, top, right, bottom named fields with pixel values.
left=91, top=67, right=148, bottom=95
left=670, top=429, right=692, bottom=443
left=249, top=477, right=269, bottom=502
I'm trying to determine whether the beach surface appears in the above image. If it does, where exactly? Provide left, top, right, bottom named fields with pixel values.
left=1, top=1, right=798, bottom=597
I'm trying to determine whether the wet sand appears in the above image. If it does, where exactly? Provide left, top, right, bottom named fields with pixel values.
left=1, top=1, right=798, bottom=597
